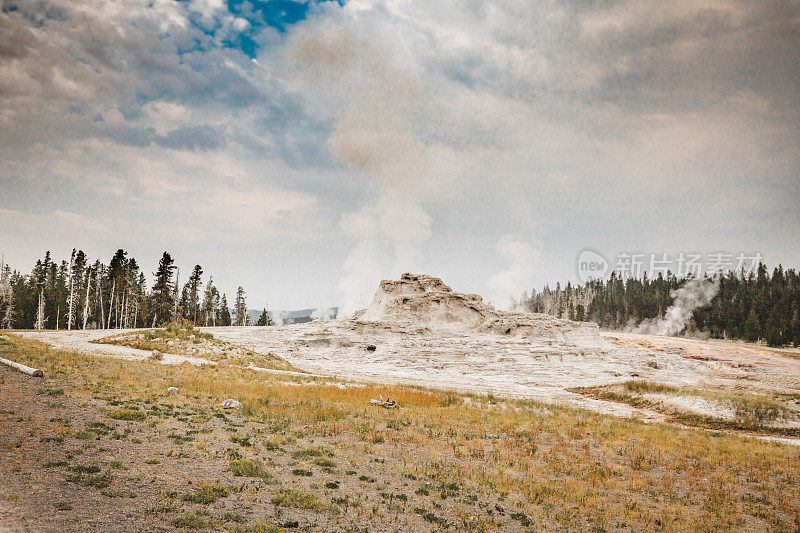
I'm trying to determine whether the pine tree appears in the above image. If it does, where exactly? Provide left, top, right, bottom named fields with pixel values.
left=234, top=286, right=247, bottom=326
left=765, top=316, right=782, bottom=347
left=151, top=252, right=176, bottom=327
left=256, top=308, right=271, bottom=326
left=202, top=277, right=220, bottom=326
left=187, top=265, right=203, bottom=324
left=218, top=294, right=231, bottom=326
left=743, top=306, right=761, bottom=342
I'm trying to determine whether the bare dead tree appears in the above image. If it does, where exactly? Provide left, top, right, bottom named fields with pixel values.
left=172, top=267, right=180, bottom=323
left=98, top=266, right=104, bottom=330
left=107, top=279, right=115, bottom=329
left=34, top=289, right=45, bottom=330
left=67, top=249, right=75, bottom=330
left=82, top=267, right=92, bottom=330
left=0, top=255, right=13, bottom=329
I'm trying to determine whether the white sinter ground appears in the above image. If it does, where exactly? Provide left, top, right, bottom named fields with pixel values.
left=13, top=274, right=800, bottom=421
left=205, top=274, right=800, bottom=415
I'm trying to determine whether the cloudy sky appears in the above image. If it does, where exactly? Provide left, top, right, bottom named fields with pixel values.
left=1, top=0, right=799, bottom=311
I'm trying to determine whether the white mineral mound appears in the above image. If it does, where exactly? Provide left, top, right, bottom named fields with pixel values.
left=358, top=273, right=603, bottom=346
left=204, top=274, right=712, bottom=402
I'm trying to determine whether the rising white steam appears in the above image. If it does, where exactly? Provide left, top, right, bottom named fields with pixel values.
left=488, top=236, right=537, bottom=312
left=310, top=307, right=336, bottom=321
left=270, top=310, right=294, bottom=326
left=291, top=25, right=449, bottom=316
left=633, top=278, right=720, bottom=335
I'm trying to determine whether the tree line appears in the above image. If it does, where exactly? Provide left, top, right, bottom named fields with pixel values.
left=0, top=250, right=269, bottom=330
left=524, top=263, right=800, bottom=347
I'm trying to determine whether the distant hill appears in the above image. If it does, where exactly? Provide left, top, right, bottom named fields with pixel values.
left=246, top=307, right=339, bottom=325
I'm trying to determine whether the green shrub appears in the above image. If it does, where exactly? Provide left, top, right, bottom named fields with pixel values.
left=291, top=447, right=333, bottom=459
left=230, top=435, right=252, bottom=447
left=145, top=502, right=179, bottom=515
left=229, top=459, right=271, bottom=479
left=108, top=409, right=146, bottom=421
left=66, top=470, right=114, bottom=488
left=70, top=465, right=100, bottom=474
left=271, top=489, right=323, bottom=510
left=263, top=440, right=281, bottom=451
left=236, top=523, right=283, bottom=533
left=182, top=483, right=230, bottom=504
left=415, top=508, right=448, bottom=527
left=623, top=381, right=678, bottom=394
left=172, top=513, right=211, bottom=529
left=511, top=511, right=532, bottom=527
left=222, top=512, right=245, bottom=523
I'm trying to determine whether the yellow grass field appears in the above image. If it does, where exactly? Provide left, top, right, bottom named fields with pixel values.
left=2, top=333, right=800, bottom=531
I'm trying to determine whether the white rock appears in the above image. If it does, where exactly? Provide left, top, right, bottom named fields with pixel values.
left=168, top=387, right=179, bottom=395
left=221, top=399, right=242, bottom=409
left=358, top=273, right=603, bottom=345
left=167, top=340, right=175, bottom=346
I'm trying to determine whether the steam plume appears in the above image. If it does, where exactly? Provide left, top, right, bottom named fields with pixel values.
left=488, top=236, right=537, bottom=312
left=310, top=307, right=336, bottom=321
left=633, top=278, right=720, bottom=335
left=291, top=26, right=445, bottom=316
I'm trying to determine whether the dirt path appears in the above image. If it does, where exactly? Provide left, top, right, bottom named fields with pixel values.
left=12, top=330, right=215, bottom=366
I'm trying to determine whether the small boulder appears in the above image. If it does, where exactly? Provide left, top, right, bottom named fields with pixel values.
left=221, top=399, right=243, bottom=410
left=150, top=350, right=164, bottom=361
left=168, top=386, right=179, bottom=395
left=366, top=345, right=377, bottom=352
left=167, top=340, right=175, bottom=347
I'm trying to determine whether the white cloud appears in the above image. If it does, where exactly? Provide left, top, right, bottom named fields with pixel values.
left=0, top=208, right=107, bottom=233
left=1, top=0, right=798, bottom=310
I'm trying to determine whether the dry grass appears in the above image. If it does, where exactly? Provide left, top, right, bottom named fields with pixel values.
left=3, top=335, right=800, bottom=530
left=580, top=380, right=800, bottom=436
left=94, top=323, right=297, bottom=371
